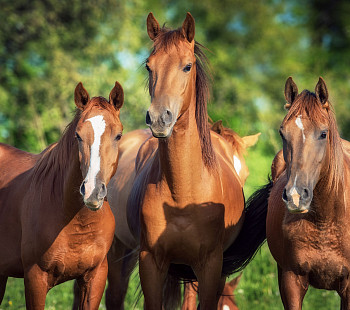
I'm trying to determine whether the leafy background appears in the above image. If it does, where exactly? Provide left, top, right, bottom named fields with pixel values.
left=1, top=0, right=349, bottom=308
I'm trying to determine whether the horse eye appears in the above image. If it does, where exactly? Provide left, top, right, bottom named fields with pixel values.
left=320, top=131, right=327, bottom=139
left=145, top=64, right=151, bottom=72
left=183, top=63, right=192, bottom=73
left=279, top=130, right=285, bottom=140
left=75, top=132, right=83, bottom=142
left=115, top=133, right=122, bottom=141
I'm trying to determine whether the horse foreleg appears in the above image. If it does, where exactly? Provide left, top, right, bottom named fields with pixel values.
left=139, top=250, right=168, bottom=310
left=182, top=282, right=198, bottom=310
left=77, top=257, right=108, bottom=310
left=105, top=237, right=138, bottom=310
left=194, top=248, right=225, bottom=310
left=0, top=276, right=8, bottom=304
left=278, top=268, right=308, bottom=310
left=24, top=265, right=49, bottom=310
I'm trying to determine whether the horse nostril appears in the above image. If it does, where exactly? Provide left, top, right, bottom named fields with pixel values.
left=98, top=183, right=107, bottom=200
left=145, top=110, right=152, bottom=126
left=302, top=188, right=310, bottom=200
left=282, top=188, right=288, bottom=202
left=80, top=181, right=86, bottom=196
left=161, top=109, right=173, bottom=125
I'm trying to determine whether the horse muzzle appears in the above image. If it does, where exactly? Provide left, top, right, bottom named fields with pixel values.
left=80, top=180, right=107, bottom=211
left=146, top=108, right=175, bottom=138
left=282, top=186, right=312, bottom=214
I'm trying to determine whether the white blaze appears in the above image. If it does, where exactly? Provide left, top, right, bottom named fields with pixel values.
left=233, top=155, right=242, bottom=176
left=223, top=305, right=230, bottom=310
left=295, top=115, right=305, bottom=142
left=84, top=115, right=106, bottom=197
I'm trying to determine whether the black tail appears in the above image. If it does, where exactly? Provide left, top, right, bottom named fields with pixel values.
left=222, top=178, right=273, bottom=276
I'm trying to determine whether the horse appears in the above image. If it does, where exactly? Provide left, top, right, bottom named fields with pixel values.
left=105, top=12, right=267, bottom=310
left=0, top=81, right=124, bottom=309
left=267, top=77, right=350, bottom=309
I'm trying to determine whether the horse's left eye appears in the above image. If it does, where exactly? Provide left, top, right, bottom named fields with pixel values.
left=183, top=63, right=192, bottom=72
left=115, top=133, right=122, bottom=141
left=75, top=132, right=83, bottom=142
left=320, top=131, right=327, bottom=139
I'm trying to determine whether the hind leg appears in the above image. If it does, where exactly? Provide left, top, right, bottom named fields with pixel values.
left=0, top=276, right=8, bottom=304
left=105, top=237, right=138, bottom=310
left=77, top=257, right=108, bottom=310
left=194, top=248, right=225, bottom=310
left=182, top=282, right=198, bottom=310
left=278, top=268, right=308, bottom=310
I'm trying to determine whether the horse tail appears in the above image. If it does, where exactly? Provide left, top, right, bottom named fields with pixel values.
left=162, top=273, right=182, bottom=310
left=222, top=177, right=273, bottom=276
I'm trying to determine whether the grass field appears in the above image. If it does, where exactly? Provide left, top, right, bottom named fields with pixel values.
left=0, top=147, right=341, bottom=309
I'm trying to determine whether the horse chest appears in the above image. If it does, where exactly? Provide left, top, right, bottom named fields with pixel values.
left=284, top=221, right=350, bottom=290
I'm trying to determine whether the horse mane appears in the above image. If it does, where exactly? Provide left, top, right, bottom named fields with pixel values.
left=31, top=97, right=116, bottom=200
left=148, top=26, right=216, bottom=168
left=220, top=127, right=247, bottom=157
left=283, top=90, right=344, bottom=193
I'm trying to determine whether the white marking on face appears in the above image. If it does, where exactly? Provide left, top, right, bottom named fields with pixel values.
left=84, top=115, right=106, bottom=198
left=295, top=115, right=305, bottom=142
left=223, top=305, right=230, bottom=310
left=233, top=155, right=242, bottom=176
left=289, top=175, right=298, bottom=196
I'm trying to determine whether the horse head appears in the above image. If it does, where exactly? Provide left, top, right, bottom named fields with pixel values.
left=74, top=82, right=124, bottom=210
left=279, top=77, right=340, bottom=213
left=144, top=12, right=197, bottom=138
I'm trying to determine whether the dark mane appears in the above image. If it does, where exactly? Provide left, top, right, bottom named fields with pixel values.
left=148, top=26, right=216, bottom=168
left=30, top=97, right=116, bottom=200
left=283, top=90, right=343, bottom=193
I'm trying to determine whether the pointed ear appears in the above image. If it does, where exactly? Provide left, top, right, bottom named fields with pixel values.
left=182, top=12, right=195, bottom=42
left=315, top=77, right=329, bottom=108
left=211, top=120, right=223, bottom=134
left=242, top=132, right=261, bottom=148
left=284, top=77, right=298, bottom=109
left=147, top=12, right=160, bottom=41
left=228, top=273, right=242, bottom=292
left=74, top=82, right=90, bottom=111
left=109, top=81, right=124, bottom=110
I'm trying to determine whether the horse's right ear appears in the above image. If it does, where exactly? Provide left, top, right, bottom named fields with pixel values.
left=74, top=82, right=90, bottom=111
left=227, top=273, right=242, bottom=291
left=284, top=77, right=298, bottom=109
left=211, top=120, right=223, bottom=134
left=109, top=81, right=124, bottom=111
left=147, top=12, right=160, bottom=41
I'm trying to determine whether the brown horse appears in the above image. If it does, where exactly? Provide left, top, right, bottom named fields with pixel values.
left=106, top=12, right=267, bottom=310
left=0, top=81, right=124, bottom=309
left=267, top=77, right=350, bottom=309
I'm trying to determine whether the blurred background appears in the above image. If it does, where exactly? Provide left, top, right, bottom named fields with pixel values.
left=1, top=0, right=349, bottom=309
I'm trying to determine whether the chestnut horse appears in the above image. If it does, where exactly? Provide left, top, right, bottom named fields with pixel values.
left=106, top=12, right=267, bottom=310
left=0, top=81, right=124, bottom=309
left=267, top=77, right=350, bottom=309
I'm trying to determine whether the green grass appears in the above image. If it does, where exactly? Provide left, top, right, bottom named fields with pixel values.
left=0, top=147, right=341, bottom=309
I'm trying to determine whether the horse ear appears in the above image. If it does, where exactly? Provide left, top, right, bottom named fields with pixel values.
left=211, top=120, right=223, bottom=134
left=228, top=273, right=242, bottom=291
left=182, top=12, right=195, bottom=43
left=74, top=82, right=90, bottom=111
left=109, top=81, right=124, bottom=110
left=147, top=12, right=160, bottom=41
left=284, top=77, right=298, bottom=109
left=242, top=132, right=261, bottom=148
left=315, top=77, right=329, bottom=108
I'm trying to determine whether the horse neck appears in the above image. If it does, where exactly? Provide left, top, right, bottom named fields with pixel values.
left=158, top=93, right=207, bottom=202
